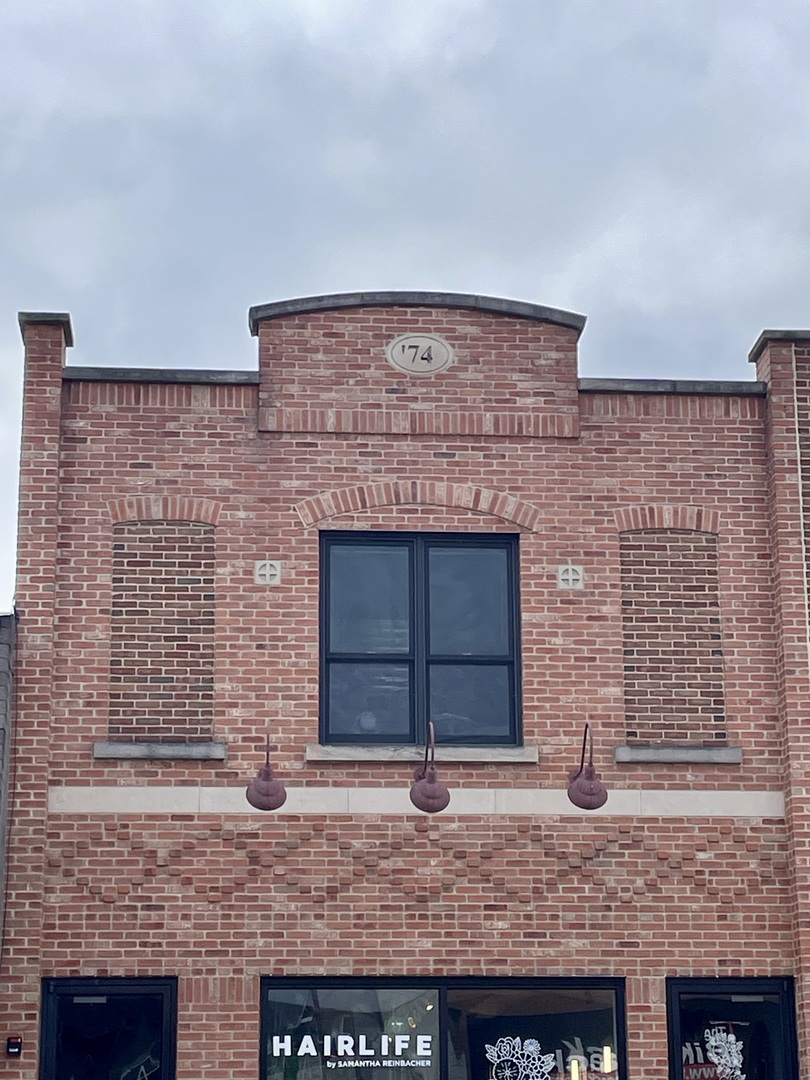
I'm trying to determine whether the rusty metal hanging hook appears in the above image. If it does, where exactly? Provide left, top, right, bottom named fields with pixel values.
left=567, top=723, right=608, bottom=810
left=245, top=733, right=288, bottom=811
left=410, top=721, right=451, bottom=813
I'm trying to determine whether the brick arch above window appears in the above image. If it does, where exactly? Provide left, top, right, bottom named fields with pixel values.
left=108, top=496, right=222, bottom=526
left=614, top=504, right=720, bottom=535
left=295, top=481, right=543, bottom=532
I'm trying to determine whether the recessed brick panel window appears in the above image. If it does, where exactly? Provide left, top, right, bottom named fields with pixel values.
left=109, top=521, right=215, bottom=741
left=620, top=529, right=726, bottom=744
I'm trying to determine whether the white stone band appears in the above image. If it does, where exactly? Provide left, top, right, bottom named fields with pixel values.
left=47, top=786, right=785, bottom=818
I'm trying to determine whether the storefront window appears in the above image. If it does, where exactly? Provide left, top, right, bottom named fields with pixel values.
left=261, top=980, right=625, bottom=1080
left=263, top=986, right=440, bottom=1080
left=446, top=987, right=619, bottom=1080
left=667, top=978, right=797, bottom=1080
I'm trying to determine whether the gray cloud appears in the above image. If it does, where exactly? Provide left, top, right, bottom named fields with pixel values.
left=2, top=0, right=810, bottom=605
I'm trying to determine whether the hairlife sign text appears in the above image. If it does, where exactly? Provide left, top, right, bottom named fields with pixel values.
left=271, top=1033, right=434, bottom=1069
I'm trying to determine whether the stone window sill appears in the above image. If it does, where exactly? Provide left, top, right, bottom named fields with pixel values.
left=305, top=744, right=538, bottom=764
left=93, top=741, right=228, bottom=761
left=614, top=745, right=742, bottom=765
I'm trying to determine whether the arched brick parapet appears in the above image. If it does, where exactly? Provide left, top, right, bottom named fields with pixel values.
left=614, top=504, right=720, bottom=534
left=295, top=481, right=543, bottom=532
left=108, top=496, right=222, bottom=525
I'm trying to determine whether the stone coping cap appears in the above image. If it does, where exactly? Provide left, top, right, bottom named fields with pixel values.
left=579, top=378, right=766, bottom=396
left=63, top=367, right=259, bottom=384
left=18, top=311, right=74, bottom=348
left=248, top=292, right=587, bottom=336
left=748, top=329, right=810, bottom=364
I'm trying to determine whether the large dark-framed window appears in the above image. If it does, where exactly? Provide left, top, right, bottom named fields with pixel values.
left=321, top=533, right=522, bottom=745
left=261, top=977, right=627, bottom=1080
left=666, top=977, right=797, bottom=1080
left=40, top=977, right=177, bottom=1080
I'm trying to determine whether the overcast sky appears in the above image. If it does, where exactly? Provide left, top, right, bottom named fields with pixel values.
left=2, top=0, right=810, bottom=610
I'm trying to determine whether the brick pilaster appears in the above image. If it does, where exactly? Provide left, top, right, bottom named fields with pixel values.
left=751, top=333, right=810, bottom=1065
left=0, top=614, right=16, bottom=961
left=0, top=314, right=72, bottom=1074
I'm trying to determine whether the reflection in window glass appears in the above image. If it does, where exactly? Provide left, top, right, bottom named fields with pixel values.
left=429, top=665, right=512, bottom=742
left=429, top=548, right=509, bottom=656
left=673, top=989, right=793, bottom=1080
left=263, top=987, right=440, bottom=1080
left=329, top=546, right=410, bottom=654
left=446, top=988, right=619, bottom=1080
left=328, top=663, right=412, bottom=738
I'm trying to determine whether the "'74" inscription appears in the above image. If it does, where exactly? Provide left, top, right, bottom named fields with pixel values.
left=400, top=343, right=434, bottom=364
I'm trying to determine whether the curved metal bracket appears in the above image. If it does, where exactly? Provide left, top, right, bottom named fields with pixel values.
left=567, top=723, right=608, bottom=810
left=246, top=734, right=288, bottom=811
left=409, top=722, right=451, bottom=813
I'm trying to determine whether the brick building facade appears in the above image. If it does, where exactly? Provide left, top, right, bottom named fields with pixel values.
left=3, top=293, right=810, bottom=1079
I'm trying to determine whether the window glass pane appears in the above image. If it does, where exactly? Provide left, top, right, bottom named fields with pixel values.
left=328, top=663, right=411, bottom=738
left=446, top=987, right=619, bottom=1080
left=50, top=993, right=168, bottom=1080
left=429, top=547, right=510, bottom=656
left=264, top=987, right=440, bottom=1080
left=329, top=545, right=410, bottom=654
left=430, top=665, right=512, bottom=741
left=675, top=992, right=788, bottom=1080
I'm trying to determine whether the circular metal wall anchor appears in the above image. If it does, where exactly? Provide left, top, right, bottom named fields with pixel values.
left=246, top=734, right=288, bottom=811
left=410, top=722, right=451, bottom=813
left=567, top=723, right=608, bottom=810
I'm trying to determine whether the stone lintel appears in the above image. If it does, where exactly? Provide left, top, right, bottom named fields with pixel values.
left=93, top=741, right=228, bottom=761
left=614, top=745, right=742, bottom=765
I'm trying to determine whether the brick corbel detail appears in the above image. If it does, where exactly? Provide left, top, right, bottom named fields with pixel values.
left=108, top=496, right=222, bottom=525
left=296, top=481, right=542, bottom=531
left=259, top=407, right=578, bottom=439
left=614, top=504, right=720, bottom=534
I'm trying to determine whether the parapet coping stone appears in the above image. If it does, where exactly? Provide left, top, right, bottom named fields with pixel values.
left=60, top=368, right=766, bottom=396
left=18, top=311, right=74, bottom=347
left=579, top=378, right=766, bottom=396
left=64, top=367, right=259, bottom=384
left=748, top=329, right=810, bottom=364
left=248, top=292, right=587, bottom=335
left=614, top=745, right=742, bottom=765
left=93, top=741, right=228, bottom=761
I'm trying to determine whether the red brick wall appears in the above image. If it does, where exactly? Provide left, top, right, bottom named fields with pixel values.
left=109, top=520, right=215, bottom=741
left=620, top=530, right=725, bottom=744
left=256, top=308, right=581, bottom=438
left=3, top=307, right=800, bottom=1080
left=39, top=815, right=793, bottom=1080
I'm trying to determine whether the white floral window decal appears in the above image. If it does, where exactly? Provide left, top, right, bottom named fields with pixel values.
left=485, top=1037, right=556, bottom=1080
left=705, top=1030, right=745, bottom=1080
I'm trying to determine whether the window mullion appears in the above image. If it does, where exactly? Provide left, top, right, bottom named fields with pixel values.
left=414, top=538, right=428, bottom=743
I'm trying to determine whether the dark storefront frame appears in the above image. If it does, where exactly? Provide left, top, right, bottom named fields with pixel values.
left=261, top=977, right=627, bottom=1080
left=666, top=977, right=797, bottom=1080
left=40, top=977, right=177, bottom=1080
